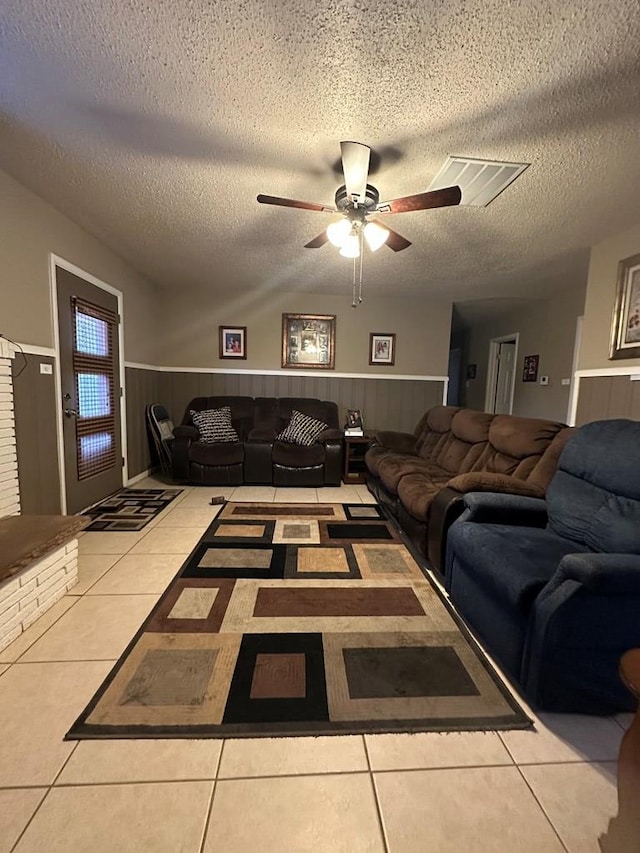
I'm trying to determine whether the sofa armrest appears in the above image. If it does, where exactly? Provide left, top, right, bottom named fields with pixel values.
left=523, top=552, right=640, bottom=712
left=553, top=553, right=640, bottom=595
left=318, top=428, right=344, bottom=443
left=173, top=425, right=199, bottom=440
left=372, top=431, right=417, bottom=454
left=460, top=492, right=549, bottom=526
left=446, top=472, right=545, bottom=499
left=426, top=483, right=547, bottom=574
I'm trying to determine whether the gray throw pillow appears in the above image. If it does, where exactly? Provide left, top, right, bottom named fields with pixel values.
left=190, top=407, right=239, bottom=443
left=276, top=409, right=328, bottom=447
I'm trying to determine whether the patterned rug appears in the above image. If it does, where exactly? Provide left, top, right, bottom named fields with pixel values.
left=67, top=502, right=531, bottom=739
left=82, top=488, right=183, bottom=531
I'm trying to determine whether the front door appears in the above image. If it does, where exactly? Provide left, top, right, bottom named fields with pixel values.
left=56, top=266, right=123, bottom=513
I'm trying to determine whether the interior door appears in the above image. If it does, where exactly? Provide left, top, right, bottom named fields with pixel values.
left=56, top=266, right=123, bottom=513
left=494, top=341, right=516, bottom=414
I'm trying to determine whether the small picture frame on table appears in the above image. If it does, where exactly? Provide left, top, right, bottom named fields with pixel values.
left=219, top=326, right=247, bottom=359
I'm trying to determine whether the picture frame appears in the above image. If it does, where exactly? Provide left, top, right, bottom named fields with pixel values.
left=609, top=252, right=640, bottom=360
left=219, top=326, right=247, bottom=359
left=346, top=409, right=363, bottom=429
left=282, top=313, right=335, bottom=369
left=369, top=332, right=396, bottom=366
left=522, top=354, right=539, bottom=382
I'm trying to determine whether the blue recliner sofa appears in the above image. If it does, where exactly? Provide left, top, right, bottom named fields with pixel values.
left=445, top=418, right=640, bottom=713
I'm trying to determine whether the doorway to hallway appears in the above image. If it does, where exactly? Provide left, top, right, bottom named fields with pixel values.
left=484, top=333, right=519, bottom=414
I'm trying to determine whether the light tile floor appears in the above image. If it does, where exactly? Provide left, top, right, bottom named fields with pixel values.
left=0, top=478, right=629, bottom=852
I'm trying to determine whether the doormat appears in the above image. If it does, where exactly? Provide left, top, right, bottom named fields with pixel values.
left=82, top=488, right=183, bottom=532
left=67, top=502, right=531, bottom=739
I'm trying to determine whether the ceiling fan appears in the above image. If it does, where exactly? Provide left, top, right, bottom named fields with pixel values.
left=256, top=141, right=462, bottom=257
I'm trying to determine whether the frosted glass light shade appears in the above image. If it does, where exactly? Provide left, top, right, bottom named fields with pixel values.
left=364, top=221, right=389, bottom=251
left=327, top=219, right=352, bottom=247
left=339, top=234, right=360, bottom=258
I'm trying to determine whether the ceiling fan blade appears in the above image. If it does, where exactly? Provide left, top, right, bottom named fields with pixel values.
left=377, top=185, right=462, bottom=214
left=304, top=232, right=329, bottom=249
left=257, top=194, right=334, bottom=212
left=340, top=141, right=371, bottom=205
left=370, top=221, right=412, bottom=252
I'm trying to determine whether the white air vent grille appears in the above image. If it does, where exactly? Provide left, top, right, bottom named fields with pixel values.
left=427, top=156, right=529, bottom=207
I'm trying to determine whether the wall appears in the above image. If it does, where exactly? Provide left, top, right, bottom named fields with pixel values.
left=0, top=167, right=159, bottom=362
left=154, top=288, right=452, bottom=375
left=12, top=354, right=61, bottom=514
left=462, top=284, right=586, bottom=423
left=119, top=290, right=452, bottom=478
left=160, top=370, right=444, bottom=433
left=0, top=166, right=161, bottom=510
left=579, top=220, right=640, bottom=370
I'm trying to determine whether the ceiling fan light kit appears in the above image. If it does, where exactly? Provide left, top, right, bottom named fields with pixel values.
left=256, top=140, right=464, bottom=305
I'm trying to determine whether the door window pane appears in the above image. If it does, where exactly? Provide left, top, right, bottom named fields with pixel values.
left=80, top=432, right=113, bottom=462
left=75, top=311, right=109, bottom=356
left=77, top=373, right=111, bottom=418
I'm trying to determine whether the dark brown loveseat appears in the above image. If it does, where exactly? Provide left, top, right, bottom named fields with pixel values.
left=365, top=405, right=573, bottom=570
left=172, top=396, right=343, bottom=486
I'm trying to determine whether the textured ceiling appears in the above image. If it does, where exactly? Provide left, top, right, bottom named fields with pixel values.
left=1, top=0, right=640, bottom=309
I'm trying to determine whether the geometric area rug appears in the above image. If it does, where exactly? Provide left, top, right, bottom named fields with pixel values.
left=66, top=502, right=531, bottom=739
left=81, top=487, right=183, bottom=532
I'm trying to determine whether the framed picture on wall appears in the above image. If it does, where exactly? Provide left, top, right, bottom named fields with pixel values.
left=369, top=332, right=396, bottom=365
left=522, top=354, right=539, bottom=382
left=282, top=313, right=336, bottom=369
left=610, top=252, right=640, bottom=360
left=219, top=326, right=247, bottom=359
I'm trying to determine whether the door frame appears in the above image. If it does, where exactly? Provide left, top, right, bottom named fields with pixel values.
left=49, top=254, right=128, bottom=514
left=484, top=332, right=519, bottom=414
left=566, top=315, right=583, bottom=426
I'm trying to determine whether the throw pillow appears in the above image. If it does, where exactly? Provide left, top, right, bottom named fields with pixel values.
left=276, top=409, right=328, bottom=447
left=190, top=407, right=239, bottom=443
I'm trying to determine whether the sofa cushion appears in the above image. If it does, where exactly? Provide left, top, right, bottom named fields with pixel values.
left=415, top=406, right=460, bottom=458
left=396, top=471, right=451, bottom=520
left=449, top=522, right=590, bottom=613
left=272, top=439, right=325, bottom=467
left=186, top=396, right=255, bottom=441
left=189, top=441, right=245, bottom=466
left=546, top=420, right=640, bottom=554
left=190, top=407, right=239, bottom=443
left=426, top=410, right=492, bottom=475
left=468, top=416, right=565, bottom=478
left=276, top=409, right=328, bottom=446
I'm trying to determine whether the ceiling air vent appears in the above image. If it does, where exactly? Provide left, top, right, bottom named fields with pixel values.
left=427, top=156, right=529, bottom=207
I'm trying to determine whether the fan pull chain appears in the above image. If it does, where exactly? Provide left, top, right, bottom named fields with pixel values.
left=358, top=230, right=364, bottom=304
left=352, top=255, right=357, bottom=308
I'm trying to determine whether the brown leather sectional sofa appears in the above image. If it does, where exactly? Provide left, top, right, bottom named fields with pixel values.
left=365, top=405, right=574, bottom=571
left=172, top=396, right=344, bottom=486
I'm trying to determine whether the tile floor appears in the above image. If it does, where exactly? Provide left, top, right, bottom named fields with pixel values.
left=0, top=477, right=631, bottom=852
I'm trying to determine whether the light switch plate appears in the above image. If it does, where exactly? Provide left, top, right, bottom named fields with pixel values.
left=539, top=375, right=549, bottom=386
left=39, top=363, right=53, bottom=375
left=561, top=378, right=571, bottom=386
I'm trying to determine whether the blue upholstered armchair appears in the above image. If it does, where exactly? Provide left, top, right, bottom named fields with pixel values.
left=445, top=419, right=640, bottom=714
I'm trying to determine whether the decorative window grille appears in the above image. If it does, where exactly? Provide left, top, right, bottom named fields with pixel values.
left=72, top=297, right=118, bottom=479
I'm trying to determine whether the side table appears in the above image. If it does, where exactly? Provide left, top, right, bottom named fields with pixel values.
left=343, top=434, right=373, bottom=484
left=598, top=649, right=640, bottom=852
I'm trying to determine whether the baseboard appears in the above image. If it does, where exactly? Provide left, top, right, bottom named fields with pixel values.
left=126, top=468, right=155, bottom=486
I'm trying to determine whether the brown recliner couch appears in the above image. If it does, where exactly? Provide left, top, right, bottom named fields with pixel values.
left=365, top=405, right=573, bottom=571
left=172, top=395, right=343, bottom=486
